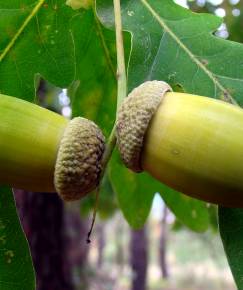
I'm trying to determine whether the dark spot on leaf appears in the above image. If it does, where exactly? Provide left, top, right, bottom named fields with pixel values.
left=201, top=59, right=208, bottom=66
left=172, top=83, right=185, bottom=93
left=223, top=90, right=232, bottom=102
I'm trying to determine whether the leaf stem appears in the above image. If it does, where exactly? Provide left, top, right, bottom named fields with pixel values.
left=114, top=0, right=127, bottom=110
left=0, top=0, right=46, bottom=63
left=87, top=0, right=127, bottom=242
left=100, top=0, right=127, bottom=173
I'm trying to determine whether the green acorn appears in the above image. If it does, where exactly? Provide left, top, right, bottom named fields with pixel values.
left=0, top=94, right=105, bottom=201
left=116, top=81, right=243, bottom=207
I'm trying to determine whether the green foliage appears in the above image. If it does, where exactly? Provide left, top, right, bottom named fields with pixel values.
left=0, top=0, right=75, bottom=101
left=97, top=0, right=243, bottom=105
left=109, top=150, right=210, bottom=231
left=109, top=150, right=156, bottom=229
left=0, top=187, right=35, bottom=290
left=1, top=0, right=243, bottom=287
left=159, top=186, right=209, bottom=232
left=68, top=8, right=117, bottom=136
left=80, top=174, right=117, bottom=219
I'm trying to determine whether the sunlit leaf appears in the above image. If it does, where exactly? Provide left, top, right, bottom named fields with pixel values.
left=160, top=186, right=210, bottom=232
left=109, top=150, right=209, bottom=231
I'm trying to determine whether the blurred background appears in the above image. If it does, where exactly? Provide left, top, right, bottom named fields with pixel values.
left=14, top=1, right=243, bottom=289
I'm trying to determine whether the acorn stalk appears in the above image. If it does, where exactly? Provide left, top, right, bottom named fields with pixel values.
left=0, top=94, right=105, bottom=201
left=116, top=81, right=243, bottom=207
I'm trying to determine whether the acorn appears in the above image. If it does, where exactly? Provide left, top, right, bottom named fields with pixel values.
left=0, top=94, right=105, bottom=201
left=116, top=81, right=243, bottom=207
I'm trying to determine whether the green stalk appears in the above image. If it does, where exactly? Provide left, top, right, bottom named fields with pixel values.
left=87, top=0, right=127, bottom=242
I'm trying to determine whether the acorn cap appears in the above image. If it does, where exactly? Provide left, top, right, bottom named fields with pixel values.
left=116, top=81, right=172, bottom=172
left=54, top=117, right=105, bottom=201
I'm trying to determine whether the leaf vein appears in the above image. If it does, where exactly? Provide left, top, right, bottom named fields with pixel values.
left=140, top=0, right=237, bottom=105
left=0, top=0, right=46, bottom=63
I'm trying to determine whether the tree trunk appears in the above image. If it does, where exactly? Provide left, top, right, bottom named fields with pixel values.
left=130, top=227, right=148, bottom=290
left=96, top=223, right=105, bottom=268
left=15, top=190, right=74, bottom=290
left=159, top=205, right=169, bottom=279
left=65, top=208, right=90, bottom=290
left=115, top=217, right=125, bottom=269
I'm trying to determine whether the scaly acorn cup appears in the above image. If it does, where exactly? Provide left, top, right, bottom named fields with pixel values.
left=116, top=80, right=243, bottom=207
left=0, top=94, right=105, bottom=201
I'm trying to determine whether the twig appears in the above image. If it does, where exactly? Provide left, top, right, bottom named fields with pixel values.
left=86, top=0, right=127, bottom=243
left=113, top=0, right=127, bottom=110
